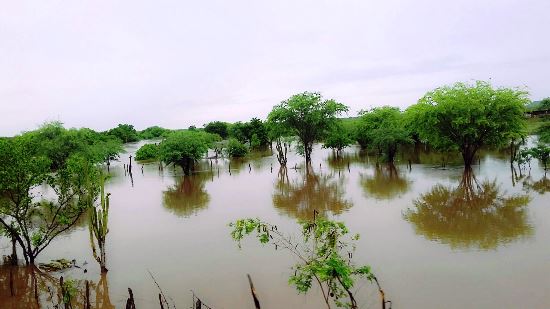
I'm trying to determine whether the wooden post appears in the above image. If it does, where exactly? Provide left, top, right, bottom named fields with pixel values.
left=159, top=293, right=164, bottom=309
left=126, top=288, right=136, bottom=309
left=247, top=274, right=261, bottom=309
left=85, top=280, right=90, bottom=309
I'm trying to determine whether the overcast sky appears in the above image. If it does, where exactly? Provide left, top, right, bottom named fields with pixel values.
left=1, top=0, right=549, bottom=136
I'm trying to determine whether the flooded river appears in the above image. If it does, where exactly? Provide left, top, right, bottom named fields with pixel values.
left=1, top=141, right=549, bottom=308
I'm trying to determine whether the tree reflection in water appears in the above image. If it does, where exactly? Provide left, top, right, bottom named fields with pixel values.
left=163, top=172, right=212, bottom=217
left=0, top=265, right=114, bottom=309
left=361, top=163, right=410, bottom=200
left=523, top=174, right=550, bottom=195
left=273, top=167, right=352, bottom=220
left=404, top=168, right=533, bottom=250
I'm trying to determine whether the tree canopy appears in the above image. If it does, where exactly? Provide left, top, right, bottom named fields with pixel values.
left=158, top=131, right=217, bottom=175
left=408, top=81, right=529, bottom=166
left=138, top=126, right=171, bottom=140
left=135, top=143, right=160, bottom=161
left=322, top=123, right=353, bottom=154
left=268, top=92, right=348, bottom=164
left=356, top=106, right=411, bottom=162
left=105, top=124, right=139, bottom=143
left=204, top=121, right=229, bottom=139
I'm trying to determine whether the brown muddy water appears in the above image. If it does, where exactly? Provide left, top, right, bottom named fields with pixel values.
left=1, top=141, right=549, bottom=308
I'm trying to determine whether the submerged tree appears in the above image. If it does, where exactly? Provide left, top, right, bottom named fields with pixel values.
left=322, top=124, right=353, bottom=156
left=356, top=106, right=411, bottom=162
left=158, top=131, right=217, bottom=175
left=530, top=143, right=550, bottom=171
left=89, top=174, right=110, bottom=272
left=404, top=168, right=532, bottom=249
left=229, top=214, right=385, bottom=309
left=0, top=137, right=99, bottom=264
left=409, top=81, right=529, bottom=167
left=268, top=92, right=348, bottom=165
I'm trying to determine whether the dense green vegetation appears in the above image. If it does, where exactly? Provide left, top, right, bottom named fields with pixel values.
left=158, top=131, right=218, bottom=175
left=356, top=106, right=411, bottom=162
left=204, top=121, right=229, bottom=139
left=106, top=123, right=139, bottom=143
left=322, top=124, right=353, bottom=155
left=138, top=126, right=172, bottom=139
left=225, top=138, right=249, bottom=157
left=135, top=143, right=160, bottom=161
left=0, top=137, right=101, bottom=264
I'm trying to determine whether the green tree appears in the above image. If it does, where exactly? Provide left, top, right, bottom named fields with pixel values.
left=0, top=138, right=99, bottom=265
left=268, top=92, right=348, bottom=165
left=158, top=131, right=215, bottom=175
left=138, top=126, right=171, bottom=139
left=21, top=122, right=122, bottom=171
left=106, top=124, right=139, bottom=143
left=530, top=143, right=550, bottom=170
left=135, top=143, right=159, bottom=161
left=410, top=81, right=529, bottom=167
left=226, top=138, right=248, bottom=157
left=228, top=121, right=250, bottom=143
left=230, top=215, right=382, bottom=309
left=204, top=121, right=229, bottom=139
left=356, top=106, right=411, bottom=162
left=322, top=123, right=353, bottom=155
left=539, top=97, right=550, bottom=110
left=248, top=118, right=269, bottom=148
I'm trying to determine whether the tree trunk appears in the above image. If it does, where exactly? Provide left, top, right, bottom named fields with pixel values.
left=11, top=235, right=18, bottom=265
left=461, top=146, right=478, bottom=168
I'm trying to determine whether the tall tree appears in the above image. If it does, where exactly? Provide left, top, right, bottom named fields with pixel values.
left=409, top=81, right=529, bottom=167
left=268, top=92, right=348, bottom=165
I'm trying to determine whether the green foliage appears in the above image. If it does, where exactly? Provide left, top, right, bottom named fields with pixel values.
left=0, top=137, right=100, bottom=264
left=322, top=124, right=353, bottom=153
left=226, top=138, right=248, bottom=157
left=536, top=122, right=550, bottom=143
left=539, top=97, right=550, bottom=110
left=530, top=143, right=550, bottom=170
left=138, top=126, right=171, bottom=139
left=89, top=173, right=110, bottom=272
left=19, top=122, right=122, bottom=170
left=158, top=131, right=216, bottom=175
left=356, top=107, right=411, bottom=162
left=135, top=143, right=159, bottom=161
left=106, top=123, right=139, bottom=143
left=204, top=121, right=229, bottom=139
left=228, top=118, right=269, bottom=148
left=409, top=81, right=529, bottom=166
left=230, top=216, right=375, bottom=308
left=268, top=92, right=349, bottom=163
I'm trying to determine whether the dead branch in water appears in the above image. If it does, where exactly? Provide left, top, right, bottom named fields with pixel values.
left=247, top=274, right=261, bottom=309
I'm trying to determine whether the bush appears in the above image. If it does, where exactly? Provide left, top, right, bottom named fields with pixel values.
left=226, top=138, right=248, bottom=157
left=135, top=143, right=159, bottom=161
